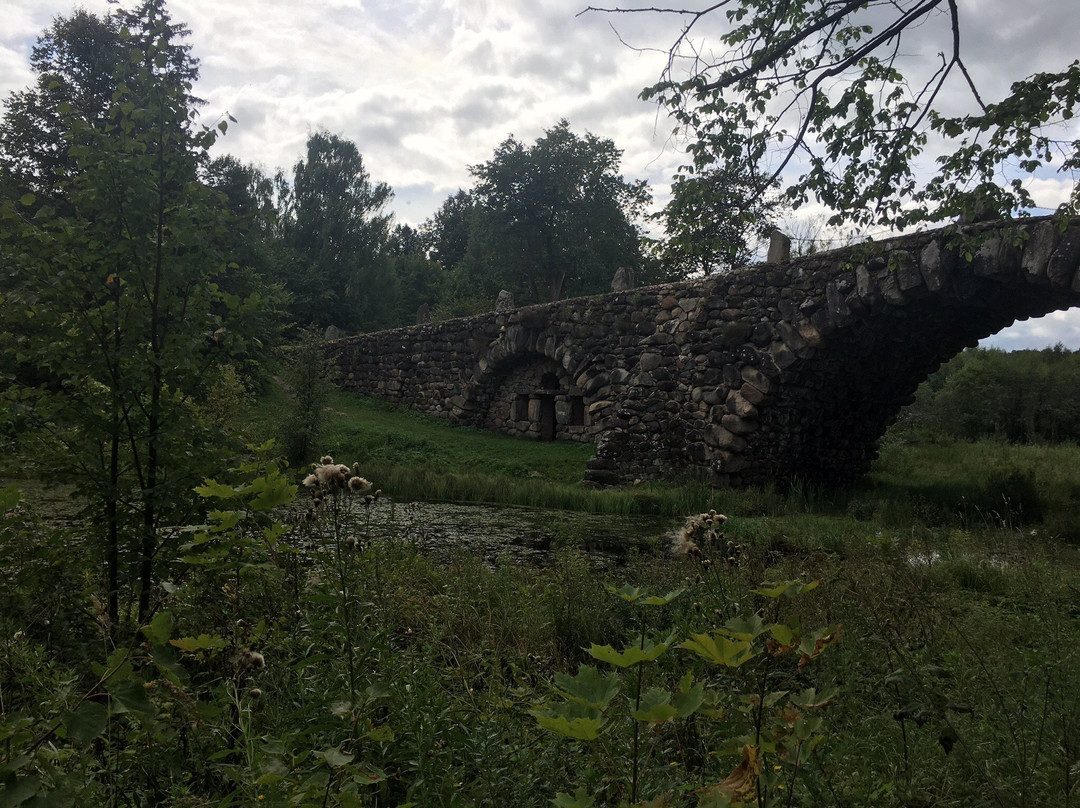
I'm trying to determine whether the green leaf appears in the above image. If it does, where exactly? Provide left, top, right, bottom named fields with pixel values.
left=552, top=787, right=598, bottom=807
left=532, top=711, right=603, bottom=741
left=588, top=633, right=673, bottom=668
left=142, top=610, right=174, bottom=645
left=18, top=194, right=35, bottom=207
left=793, top=713, right=824, bottom=741
left=723, top=613, right=769, bottom=640
left=769, top=623, right=796, bottom=647
left=697, top=787, right=734, bottom=808
left=248, top=475, right=296, bottom=510
left=631, top=688, right=679, bottom=722
left=0, top=774, right=40, bottom=807
left=207, top=510, right=242, bottom=532
left=319, top=746, right=353, bottom=767
left=0, top=485, right=20, bottom=512
left=680, top=632, right=758, bottom=668
left=753, top=579, right=820, bottom=599
left=170, top=634, right=227, bottom=652
left=763, top=689, right=789, bottom=708
left=642, top=588, right=685, bottom=606
left=194, top=479, right=239, bottom=499
left=150, top=644, right=188, bottom=685
left=366, top=725, right=395, bottom=743
left=351, top=763, right=387, bottom=784
left=790, top=687, right=839, bottom=710
left=552, top=665, right=620, bottom=709
left=606, top=584, right=647, bottom=603
left=108, top=679, right=153, bottom=716
left=62, top=701, right=108, bottom=745
left=797, top=625, right=842, bottom=662
left=365, top=682, right=393, bottom=700
left=674, top=673, right=706, bottom=718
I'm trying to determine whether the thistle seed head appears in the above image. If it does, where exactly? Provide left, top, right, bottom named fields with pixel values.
left=349, top=476, right=372, bottom=493
left=239, top=648, right=265, bottom=671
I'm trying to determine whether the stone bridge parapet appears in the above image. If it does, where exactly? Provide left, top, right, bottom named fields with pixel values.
left=328, top=216, right=1080, bottom=487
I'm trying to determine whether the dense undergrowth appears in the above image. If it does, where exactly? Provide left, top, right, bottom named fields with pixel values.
left=3, top=391, right=1080, bottom=807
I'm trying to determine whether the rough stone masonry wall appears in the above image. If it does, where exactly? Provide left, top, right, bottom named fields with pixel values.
left=328, top=216, right=1080, bottom=488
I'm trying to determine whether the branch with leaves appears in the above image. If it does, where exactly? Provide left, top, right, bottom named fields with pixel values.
left=587, top=1, right=1080, bottom=228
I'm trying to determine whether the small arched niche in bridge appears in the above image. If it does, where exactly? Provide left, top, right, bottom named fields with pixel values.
left=482, top=355, right=590, bottom=442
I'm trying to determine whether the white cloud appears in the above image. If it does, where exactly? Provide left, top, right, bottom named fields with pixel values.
left=1024, top=177, right=1076, bottom=212
left=982, top=310, right=1080, bottom=351
left=3, top=0, right=1079, bottom=347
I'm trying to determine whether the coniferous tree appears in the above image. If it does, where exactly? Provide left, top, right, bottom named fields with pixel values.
left=279, top=132, right=397, bottom=332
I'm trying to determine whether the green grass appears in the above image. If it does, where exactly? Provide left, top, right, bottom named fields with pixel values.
left=320, top=390, right=594, bottom=484
left=262, top=388, right=711, bottom=514
left=862, top=437, right=1080, bottom=540
left=260, top=386, right=1080, bottom=539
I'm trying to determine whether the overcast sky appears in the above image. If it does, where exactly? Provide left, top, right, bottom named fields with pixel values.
left=2, top=0, right=1079, bottom=349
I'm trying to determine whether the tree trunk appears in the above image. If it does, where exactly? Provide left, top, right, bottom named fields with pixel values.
left=138, top=104, right=167, bottom=624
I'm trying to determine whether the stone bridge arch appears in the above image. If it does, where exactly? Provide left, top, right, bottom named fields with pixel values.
left=460, top=320, right=598, bottom=442
left=327, top=216, right=1080, bottom=488
left=711, top=219, right=1080, bottom=487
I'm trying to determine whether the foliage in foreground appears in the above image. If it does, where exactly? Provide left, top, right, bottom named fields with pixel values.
left=2, top=446, right=1079, bottom=807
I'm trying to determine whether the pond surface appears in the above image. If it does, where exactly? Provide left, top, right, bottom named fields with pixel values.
left=355, top=499, right=677, bottom=567
left=1, top=477, right=678, bottom=568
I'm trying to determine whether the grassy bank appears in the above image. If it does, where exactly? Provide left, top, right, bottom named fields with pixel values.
left=266, top=388, right=1080, bottom=542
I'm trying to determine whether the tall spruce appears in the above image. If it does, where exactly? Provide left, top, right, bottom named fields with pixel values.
left=279, top=132, right=397, bottom=332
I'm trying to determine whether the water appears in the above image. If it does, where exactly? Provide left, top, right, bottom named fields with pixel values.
left=354, top=499, right=677, bottom=567
left=2, top=476, right=678, bottom=568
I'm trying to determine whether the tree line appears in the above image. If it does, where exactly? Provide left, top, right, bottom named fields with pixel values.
left=0, top=3, right=785, bottom=343
left=899, top=345, right=1080, bottom=444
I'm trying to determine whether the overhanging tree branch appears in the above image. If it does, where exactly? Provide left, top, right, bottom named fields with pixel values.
left=591, top=0, right=1080, bottom=227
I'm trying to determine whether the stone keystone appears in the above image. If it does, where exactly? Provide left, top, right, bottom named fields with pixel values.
left=1022, top=220, right=1058, bottom=279
left=920, top=240, right=945, bottom=290
left=767, top=231, right=792, bottom=264
left=611, top=266, right=636, bottom=292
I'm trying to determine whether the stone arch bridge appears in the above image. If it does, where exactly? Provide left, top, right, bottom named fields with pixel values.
left=328, top=216, right=1080, bottom=488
